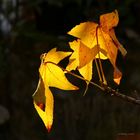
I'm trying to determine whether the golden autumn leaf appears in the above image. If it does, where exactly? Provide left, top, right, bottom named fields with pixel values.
left=39, top=62, right=78, bottom=90
left=40, top=48, right=78, bottom=90
left=33, top=78, right=53, bottom=132
left=68, top=10, right=127, bottom=84
left=79, top=61, right=93, bottom=84
left=68, top=22, right=98, bottom=49
left=66, top=39, right=98, bottom=82
left=42, top=48, right=72, bottom=64
left=99, top=11, right=126, bottom=84
left=33, top=48, right=78, bottom=132
left=68, top=22, right=108, bottom=60
left=100, top=10, right=119, bottom=32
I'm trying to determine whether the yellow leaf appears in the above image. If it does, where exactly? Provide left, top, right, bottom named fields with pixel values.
left=67, top=39, right=98, bottom=68
left=98, top=28, right=118, bottom=65
left=68, top=22, right=98, bottom=49
left=98, top=28, right=123, bottom=84
left=42, top=48, right=72, bottom=64
left=68, top=10, right=127, bottom=84
left=67, top=22, right=108, bottom=60
left=66, top=39, right=98, bottom=81
left=33, top=79, right=54, bottom=132
left=40, top=62, right=78, bottom=90
left=79, top=41, right=99, bottom=68
left=39, top=48, right=78, bottom=90
left=100, top=10, right=119, bottom=32
left=79, top=61, right=93, bottom=95
left=66, top=40, right=79, bottom=71
left=33, top=48, right=79, bottom=132
left=79, top=61, right=93, bottom=82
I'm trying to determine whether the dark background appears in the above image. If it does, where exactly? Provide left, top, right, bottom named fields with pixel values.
left=0, top=0, right=140, bottom=140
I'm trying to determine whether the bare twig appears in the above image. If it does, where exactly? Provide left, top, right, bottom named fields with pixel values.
left=102, top=84, right=140, bottom=105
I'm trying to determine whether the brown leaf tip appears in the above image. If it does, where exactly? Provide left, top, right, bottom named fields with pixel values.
left=46, top=125, right=52, bottom=133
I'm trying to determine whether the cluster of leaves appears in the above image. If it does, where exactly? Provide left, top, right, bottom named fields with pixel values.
left=33, top=10, right=127, bottom=132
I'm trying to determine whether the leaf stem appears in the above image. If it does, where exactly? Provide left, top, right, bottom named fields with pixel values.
left=95, top=59, right=103, bottom=83
left=96, top=26, right=107, bottom=85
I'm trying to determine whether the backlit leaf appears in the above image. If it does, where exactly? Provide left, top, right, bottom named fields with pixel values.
left=33, top=48, right=78, bottom=132
left=39, top=62, right=78, bottom=90
left=42, top=48, right=72, bottom=64
left=67, top=39, right=98, bottom=81
left=67, top=10, right=127, bottom=84
left=40, top=48, right=78, bottom=90
left=79, top=61, right=93, bottom=82
left=68, top=22, right=98, bottom=49
left=100, top=10, right=119, bottom=32
left=33, top=78, right=53, bottom=132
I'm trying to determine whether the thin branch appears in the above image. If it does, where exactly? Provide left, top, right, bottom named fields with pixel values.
left=45, top=61, right=140, bottom=105
left=102, top=84, right=140, bottom=105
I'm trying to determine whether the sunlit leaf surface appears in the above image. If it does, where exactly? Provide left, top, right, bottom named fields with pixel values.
left=67, top=10, right=127, bottom=84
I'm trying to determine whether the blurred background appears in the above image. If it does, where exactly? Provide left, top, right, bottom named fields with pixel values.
left=0, top=0, right=140, bottom=140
